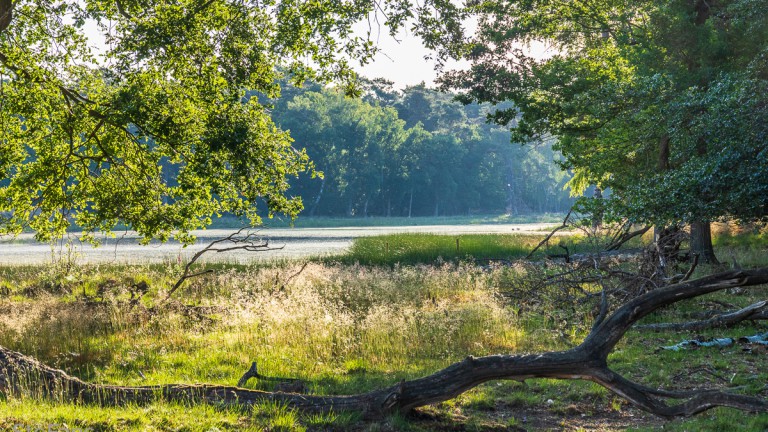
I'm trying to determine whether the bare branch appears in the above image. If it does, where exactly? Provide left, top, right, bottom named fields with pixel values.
left=167, top=228, right=282, bottom=298
left=637, top=300, right=768, bottom=331
left=526, top=208, right=573, bottom=259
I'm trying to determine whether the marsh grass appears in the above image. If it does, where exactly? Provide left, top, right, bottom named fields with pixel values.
left=0, top=230, right=767, bottom=430
left=333, top=233, right=599, bottom=266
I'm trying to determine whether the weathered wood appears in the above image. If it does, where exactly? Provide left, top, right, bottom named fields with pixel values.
left=637, top=300, right=768, bottom=331
left=0, top=0, right=12, bottom=34
left=2, top=268, right=768, bottom=420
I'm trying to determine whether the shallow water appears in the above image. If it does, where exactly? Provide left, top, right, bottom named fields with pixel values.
left=0, top=223, right=555, bottom=265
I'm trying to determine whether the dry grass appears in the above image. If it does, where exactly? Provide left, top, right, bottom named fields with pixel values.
left=0, top=231, right=767, bottom=430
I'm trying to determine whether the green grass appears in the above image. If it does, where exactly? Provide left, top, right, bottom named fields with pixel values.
left=329, top=231, right=606, bottom=266
left=0, top=230, right=767, bottom=430
left=332, top=233, right=542, bottom=266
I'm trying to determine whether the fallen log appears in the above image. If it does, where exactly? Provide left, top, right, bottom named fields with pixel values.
left=661, top=332, right=768, bottom=351
left=637, top=300, right=768, bottom=332
left=2, top=269, right=768, bottom=420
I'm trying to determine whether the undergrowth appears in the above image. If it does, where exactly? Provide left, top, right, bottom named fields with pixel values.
left=0, top=229, right=766, bottom=430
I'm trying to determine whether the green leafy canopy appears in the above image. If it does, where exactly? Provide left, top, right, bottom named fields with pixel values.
left=445, top=0, right=768, bottom=226
left=0, top=0, right=467, bottom=244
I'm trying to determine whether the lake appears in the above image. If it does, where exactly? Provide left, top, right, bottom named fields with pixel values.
left=0, top=223, right=556, bottom=265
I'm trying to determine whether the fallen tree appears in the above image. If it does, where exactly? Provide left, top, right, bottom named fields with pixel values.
left=637, top=300, right=768, bottom=331
left=2, top=269, right=768, bottom=420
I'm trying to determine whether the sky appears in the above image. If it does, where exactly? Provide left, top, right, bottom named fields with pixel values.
left=352, top=25, right=469, bottom=89
left=82, top=12, right=553, bottom=91
left=352, top=23, right=554, bottom=89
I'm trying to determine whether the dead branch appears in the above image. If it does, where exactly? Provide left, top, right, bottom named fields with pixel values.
left=681, top=253, right=700, bottom=282
left=637, top=300, right=768, bottom=331
left=606, top=226, right=651, bottom=251
left=278, top=262, right=310, bottom=291
left=2, top=269, right=768, bottom=420
left=237, top=361, right=303, bottom=387
left=526, top=208, right=572, bottom=259
left=168, top=228, right=282, bottom=298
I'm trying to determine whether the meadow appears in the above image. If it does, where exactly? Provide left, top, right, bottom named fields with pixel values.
left=0, top=227, right=766, bottom=431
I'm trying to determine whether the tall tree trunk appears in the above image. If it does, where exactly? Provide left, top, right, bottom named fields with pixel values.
left=654, top=135, right=671, bottom=252
left=592, top=186, right=603, bottom=229
left=690, top=221, right=719, bottom=264
left=309, top=177, right=325, bottom=217
left=346, top=200, right=353, bottom=217
left=408, top=187, right=413, bottom=218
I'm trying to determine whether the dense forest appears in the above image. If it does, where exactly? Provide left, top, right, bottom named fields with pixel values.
left=266, top=80, right=573, bottom=218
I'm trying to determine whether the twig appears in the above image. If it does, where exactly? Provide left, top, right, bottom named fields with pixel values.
left=279, top=262, right=310, bottom=291
left=606, top=226, right=651, bottom=251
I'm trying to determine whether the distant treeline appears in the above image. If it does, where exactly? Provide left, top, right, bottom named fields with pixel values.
left=263, top=79, right=574, bottom=218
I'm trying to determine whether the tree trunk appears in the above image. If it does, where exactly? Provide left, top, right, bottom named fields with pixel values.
left=309, top=177, right=325, bottom=217
left=690, top=221, right=718, bottom=264
left=0, top=0, right=12, bottom=34
left=408, top=187, right=413, bottom=218
left=4, top=270, right=768, bottom=419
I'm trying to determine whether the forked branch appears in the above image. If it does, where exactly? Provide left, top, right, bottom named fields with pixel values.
left=168, top=228, right=281, bottom=297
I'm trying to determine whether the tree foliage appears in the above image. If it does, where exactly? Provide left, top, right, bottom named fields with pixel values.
left=444, top=0, right=768, bottom=226
left=270, top=81, right=573, bottom=218
left=0, top=0, right=467, bottom=243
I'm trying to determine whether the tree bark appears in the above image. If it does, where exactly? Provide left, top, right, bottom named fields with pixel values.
left=2, top=269, right=768, bottom=420
left=690, top=221, right=719, bottom=264
left=636, top=300, right=768, bottom=331
left=0, top=0, right=11, bottom=34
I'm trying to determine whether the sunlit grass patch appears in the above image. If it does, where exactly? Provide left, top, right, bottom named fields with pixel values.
left=335, top=233, right=546, bottom=266
left=1, top=231, right=768, bottom=430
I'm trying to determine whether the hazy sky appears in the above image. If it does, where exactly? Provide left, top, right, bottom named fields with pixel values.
left=82, top=15, right=552, bottom=90
left=353, top=24, right=554, bottom=89
left=353, top=26, right=470, bottom=89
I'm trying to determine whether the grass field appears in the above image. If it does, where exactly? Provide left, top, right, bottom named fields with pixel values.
left=0, top=229, right=766, bottom=431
